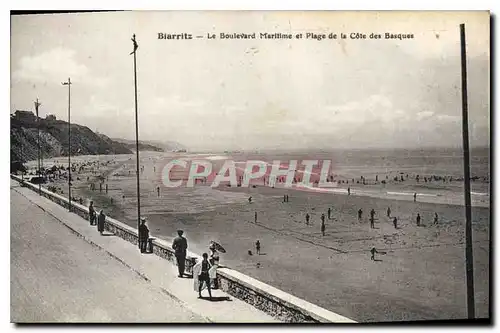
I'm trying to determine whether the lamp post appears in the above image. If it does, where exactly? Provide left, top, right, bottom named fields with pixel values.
left=35, top=98, right=42, bottom=194
left=20, top=136, right=23, bottom=181
left=62, top=78, right=72, bottom=211
left=130, top=34, right=141, bottom=248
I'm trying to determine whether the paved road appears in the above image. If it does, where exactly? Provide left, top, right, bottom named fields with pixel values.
left=10, top=185, right=206, bottom=323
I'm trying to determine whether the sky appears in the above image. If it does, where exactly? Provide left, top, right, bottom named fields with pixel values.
left=10, top=11, right=490, bottom=151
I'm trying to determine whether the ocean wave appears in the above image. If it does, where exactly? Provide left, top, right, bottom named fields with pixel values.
left=204, top=155, right=230, bottom=161
left=386, top=191, right=414, bottom=196
left=386, top=191, right=438, bottom=197
left=296, top=184, right=342, bottom=193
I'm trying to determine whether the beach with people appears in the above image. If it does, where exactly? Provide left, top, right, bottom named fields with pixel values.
left=24, top=147, right=490, bottom=322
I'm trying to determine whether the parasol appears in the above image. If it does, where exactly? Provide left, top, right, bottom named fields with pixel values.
left=210, top=240, right=226, bottom=253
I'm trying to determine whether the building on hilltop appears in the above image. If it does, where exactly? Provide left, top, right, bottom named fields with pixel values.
left=46, top=114, right=56, bottom=121
left=14, top=110, right=37, bottom=123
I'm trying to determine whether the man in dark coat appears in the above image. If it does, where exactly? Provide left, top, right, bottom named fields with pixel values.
left=370, top=247, right=378, bottom=261
left=89, top=201, right=96, bottom=226
left=255, top=240, right=261, bottom=255
left=138, top=217, right=149, bottom=253
left=97, top=210, right=106, bottom=235
left=172, top=230, right=188, bottom=277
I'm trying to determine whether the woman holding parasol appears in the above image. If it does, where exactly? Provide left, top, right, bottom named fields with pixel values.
left=209, top=241, right=225, bottom=289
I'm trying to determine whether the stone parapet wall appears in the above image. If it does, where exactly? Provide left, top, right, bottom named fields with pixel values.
left=11, top=174, right=356, bottom=323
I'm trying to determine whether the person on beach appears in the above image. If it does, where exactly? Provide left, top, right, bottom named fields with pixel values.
left=193, top=253, right=212, bottom=300
left=413, top=192, right=417, bottom=202
left=283, top=195, right=286, bottom=203
left=370, top=217, right=375, bottom=229
left=254, top=212, right=258, bottom=223
left=370, top=209, right=375, bottom=220
left=172, top=230, right=188, bottom=277
left=138, top=217, right=149, bottom=253
left=370, top=247, right=378, bottom=261
left=328, top=207, right=332, bottom=220
left=387, top=207, right=391, bottom=218
left=393, top=217, right=398, bottom=229
left=255, top=240, right=261, bottom=255
left=321, top=213, right=325, bottom=225
left=416, top=213, right=421, bottom=226
left=97, top=210, right=106, bottom=235
left=157, top=186, right=160, bottom=197
left=248, top=196, right=252, bottom=203
left=358, top=209, right=363, bottom=221
left=306, top=213, right=310, bottom=225
left=434, top=213, right=439, bottom=225
left=348, top=187, right=351, bottom=196
left=88, top=201, right=96, bottom=226
left=208, top=242, right=220, bottom=289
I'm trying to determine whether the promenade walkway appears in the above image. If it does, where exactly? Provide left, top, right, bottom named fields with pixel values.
left=11, top=180, right=278, bottom=323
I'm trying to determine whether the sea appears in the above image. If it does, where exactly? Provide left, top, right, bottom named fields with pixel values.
left=29, top=146, right=490, bottom=208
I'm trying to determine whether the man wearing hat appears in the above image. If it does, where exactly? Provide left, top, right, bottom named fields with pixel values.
left=172, top=230, right=188, bottom=277
left=138, top=217, right=149, bottom=253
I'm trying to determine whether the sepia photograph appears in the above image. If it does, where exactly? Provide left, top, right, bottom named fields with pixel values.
left=9, top=10, right=490, bottom=324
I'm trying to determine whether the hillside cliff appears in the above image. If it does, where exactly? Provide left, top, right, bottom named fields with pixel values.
left=109, top=137, right=165, bottom=152
left=111, top=138, right=187, bottom=152
left=10, top=116, right=133, bottom=163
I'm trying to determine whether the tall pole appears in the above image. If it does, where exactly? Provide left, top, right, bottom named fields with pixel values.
left=460, top=23, right=475, bottom=319
left=20, top=131, right=24, bottom=181
left=35, top=98, right=41, bottom=194
left=62, top=78, right=72, bottom=211
left=131, top=34, right=141, bottom=247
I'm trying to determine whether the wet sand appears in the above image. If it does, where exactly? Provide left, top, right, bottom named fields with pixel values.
left=33, top=153, right=490, bottom=322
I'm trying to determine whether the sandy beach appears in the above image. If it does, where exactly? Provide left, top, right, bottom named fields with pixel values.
left=28, top=150, right=490, bottom=322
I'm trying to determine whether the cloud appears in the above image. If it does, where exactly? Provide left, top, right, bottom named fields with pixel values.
left=416, top=111, right=435, bottom=120
left=12, top=47, right=110, bottom=88
left=322, top=95, right=405, bottom=129
left=437, top=114, right=461, bottom=122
